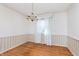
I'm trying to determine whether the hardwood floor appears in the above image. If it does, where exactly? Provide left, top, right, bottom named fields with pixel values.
left=0, top=42, right=73, bottom=56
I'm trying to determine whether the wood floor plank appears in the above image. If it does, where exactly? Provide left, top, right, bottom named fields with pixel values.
left=0, top=42, right=73, bottom=56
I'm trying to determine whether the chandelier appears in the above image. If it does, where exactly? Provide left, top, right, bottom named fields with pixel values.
left=27, top=3, right=38, bottom=21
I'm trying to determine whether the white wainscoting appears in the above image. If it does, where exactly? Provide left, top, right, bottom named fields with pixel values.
left=51, top=35, right=79, bottom=56
left=0, top=34, right=29, bottom=53
left=67, top=36, right=79, bottom=56
left=51, top=35, right=67, bottom=47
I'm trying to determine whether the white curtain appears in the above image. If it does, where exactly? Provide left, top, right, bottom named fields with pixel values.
left=35, top=17, right=51, bottom=45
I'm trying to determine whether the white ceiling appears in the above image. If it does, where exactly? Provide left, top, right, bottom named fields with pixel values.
left=1, top=3, right=71, bottom=16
